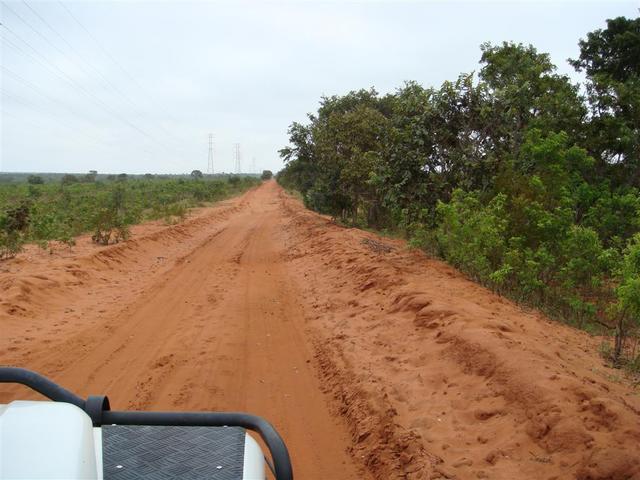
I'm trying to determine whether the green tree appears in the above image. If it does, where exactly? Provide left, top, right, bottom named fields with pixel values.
left=278, top=122, right=317, bottom=194
left=318, top=104, right=388, bottom=223
left=83, top=171, right=97, bottom=183
left=61, top=174, right=78, bottom=185
left=276, top=19, right=640, bottom=365
left=280, top=90, right=391, bottom=222
left=480, top=42, right=586, bottom=155
left=571, top=16, right=640, bottom=186
left=27, top=175, right=44, bottom=185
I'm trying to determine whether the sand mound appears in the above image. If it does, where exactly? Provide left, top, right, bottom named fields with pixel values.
left=1, top=182, right=638, bottom=479
left=280, top=186, right=640, bottom=479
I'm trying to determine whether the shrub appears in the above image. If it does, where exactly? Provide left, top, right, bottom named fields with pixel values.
left=27, top=175, right=44, bottom=185
left=0, top=201, right=30, bottom=259
left=91, top=185, right=131, bottom=245
left=435, top=190, right=508, bottom=281
left=61, top=174, right=78, bottom=185
left=91, top=208, right=130, bottom=245
left=4, top=202, right=31, bottom=232
left=0, top=230, right=23, bottom=259
left=162, top=201, right=189, bottom=224
left=612, top=234, right=640, bottom=363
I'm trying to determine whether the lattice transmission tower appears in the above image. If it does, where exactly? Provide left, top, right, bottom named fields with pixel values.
left=207, top=133, right=214, bottom=174
left=234, top=143, right=241, bottom=174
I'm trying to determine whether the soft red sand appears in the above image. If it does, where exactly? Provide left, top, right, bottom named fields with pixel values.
left=1, top=181, right=639, bottom=479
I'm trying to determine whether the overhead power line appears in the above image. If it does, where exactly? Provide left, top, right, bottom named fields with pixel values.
left=1, top=88, right=106, bottom=147
left=57, top=0, right=183, bottom=127
left=0, top=21, right=174, bottom=155
left=1, top=2, right=195, bottom=172
left=20, top=1, right=139, bottom=110
left=2, top=65, right=108, bottom=137
left=1, top=31, right=161, bottom=163
left=22, top=0, right=187, bottom=150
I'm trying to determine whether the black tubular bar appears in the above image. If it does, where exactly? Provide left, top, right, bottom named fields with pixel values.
left=0, top=367, right=293, bottom=480
left=0, top=367, right=85, bottom=409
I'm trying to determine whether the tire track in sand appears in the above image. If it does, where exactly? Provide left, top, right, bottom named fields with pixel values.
left=0, top=182, right=369, bottom=480
left=7, top=181, right=637, bottom=479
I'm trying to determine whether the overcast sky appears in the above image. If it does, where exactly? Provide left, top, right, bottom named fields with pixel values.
left=1, top=0, right=638, bottom=175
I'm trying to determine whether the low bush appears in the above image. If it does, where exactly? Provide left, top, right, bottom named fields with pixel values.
left=0, top=201, right=30, bottom=259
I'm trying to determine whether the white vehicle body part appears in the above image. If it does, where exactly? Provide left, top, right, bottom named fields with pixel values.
left=0, top=401, right=97, bottom=479
left=0, top=400, right=265, bottom=480
left=243, top=433, right=266, bottom=480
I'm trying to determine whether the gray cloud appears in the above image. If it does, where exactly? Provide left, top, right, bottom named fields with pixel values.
left=1, top=0, right=637, bottom=174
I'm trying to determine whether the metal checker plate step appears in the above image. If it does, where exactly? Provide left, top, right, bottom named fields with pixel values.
left=102, top=425, right=246, bottom=480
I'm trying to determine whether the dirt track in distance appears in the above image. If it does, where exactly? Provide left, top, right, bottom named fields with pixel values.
left=1, top=180, right=639, bottom=479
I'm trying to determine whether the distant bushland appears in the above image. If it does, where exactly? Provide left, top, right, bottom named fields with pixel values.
left=0, top=175, right=260, bottom=255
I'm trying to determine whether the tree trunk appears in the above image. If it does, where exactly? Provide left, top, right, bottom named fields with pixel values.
left=614, top=313, right=626, bottom=366
left=353, top=194, right=359, bottom=225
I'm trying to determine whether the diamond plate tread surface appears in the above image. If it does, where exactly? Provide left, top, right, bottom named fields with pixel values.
left=103, top=425, right=246, bottom=480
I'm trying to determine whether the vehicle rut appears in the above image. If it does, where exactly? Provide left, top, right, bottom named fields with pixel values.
left=2, top=181, right=639, bottom=480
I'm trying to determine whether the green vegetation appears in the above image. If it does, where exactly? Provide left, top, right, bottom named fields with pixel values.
left=0, top=175, right=259, bottom=255
left=278, top=16, right=640, bottom=368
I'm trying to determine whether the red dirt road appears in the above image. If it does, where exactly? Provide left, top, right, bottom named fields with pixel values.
left=2, top=181, right=639, bottom=479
